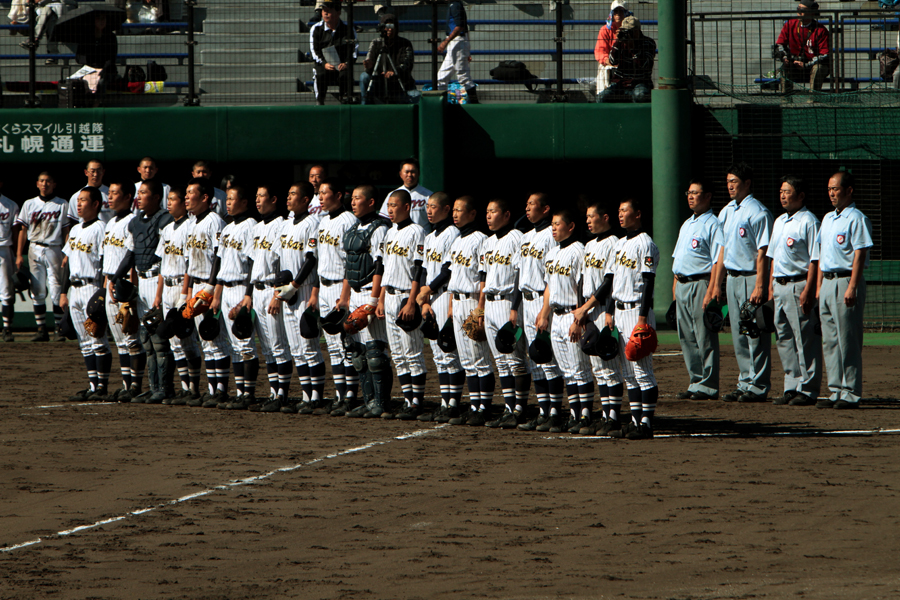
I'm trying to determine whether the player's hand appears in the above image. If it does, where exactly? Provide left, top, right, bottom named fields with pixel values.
left=268, top=296, right=282, bottom=316
left=240, top=295, right=252, bottom=311
left=799, top=286, right=812, bottom=314
left=108, top=281, right=117, bottom=303
left=384, top=70, right=395, bottom=79
left=509, top=309, right=518, bottom=323
left=399, top=302, right=415, bottom=321
left=337, top=297, right=349, bottom=311
left=15, top=254, right=23, bottom=270
left=422, top=303, right=434, bottom=319
left=178, top=292, right=188, bottom=312
left=61, top=256, right=68, bottom=269
left=324, top=62, right=336, bottom=71
left=605, top=314, right=614, bottom=330
left=844, top=284, right=857, bottom=307
left=416, top=286, right=432, bottom=305
left=276, top=282, right=298, bottom=301
left=749, top=285, right=766, bottom=305
left=535, top=312, right=549, bottom=333
left=308, top=290, right=318, bottom=309
left=568, top=320, right=582, bottom=343
left=376, top=300, right=385, bottom=319
left=210, top=297, right=221, bottom=314
left=572, top=305, right=587, bottom=324
left=153, top=296, right=162, bottom=309
left=59, top=293, right=68, bottom=310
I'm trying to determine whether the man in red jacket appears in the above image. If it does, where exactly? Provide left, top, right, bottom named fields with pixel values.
left=775, top=0, right=830, bottom=94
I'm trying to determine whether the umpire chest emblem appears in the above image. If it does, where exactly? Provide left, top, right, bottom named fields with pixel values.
left=738, top=227, right=746, bottom=238
left=786, top=237, right=795, bottom=248
left=691, top=238, right=699, bottom=249
left=836, top=234, right=846, bottom=244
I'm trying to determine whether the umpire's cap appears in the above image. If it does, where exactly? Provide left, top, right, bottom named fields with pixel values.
left=57, top=308, right=78, bottom=340
left=437, top=318, right=456, bottom=353
left=86, top=289, right=106, bottom=323
left=274, top=269, right=300, bottom=306
left=579, top=320, right=602, bottom=357
left=665, top=300, right=678, bottom=330
left=528, top=330, right=553, bottom=364
left=300, top=306, right=320, bottom=339
left=597, top=326, right=619, bottom=362
left=420, top=312, right=440, bottom=340
left=495, top=322, right=524, bottom=354
left=142, top=305, right=164, bottom=336
left=113, top=278, right=138, bottom=303
left=395, top=298, right=422, bottom=332
left=704, top=299, right=727, bottom=332
left=198, top=310, right=221, bottom=341
left=231, top=306, right=255, bottom=339
left=321, top=307, right=348, bottom=335
left=14, top=267, right=30, bottom=293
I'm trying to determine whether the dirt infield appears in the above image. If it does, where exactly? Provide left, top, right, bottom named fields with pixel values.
left=1, top=339, right=899, bottom=599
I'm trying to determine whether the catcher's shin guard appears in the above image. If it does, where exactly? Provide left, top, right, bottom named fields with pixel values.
left=366, top=340, right=392, bottom=413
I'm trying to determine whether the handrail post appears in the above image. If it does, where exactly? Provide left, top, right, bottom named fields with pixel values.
left=26, top=0, right=37, bottom=108
left=347, top=0, right=355, bottom=102
left=184, top=0, right=200, bottom=106
left=430, top=0, right=439, bottom=88
left=552, top=0, right=567, bottom=102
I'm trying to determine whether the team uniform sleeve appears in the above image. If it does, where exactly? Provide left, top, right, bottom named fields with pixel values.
left=14, top=202, right=30, bottom=228
left=155, top=231, right=166, bottom=260
left=641, top=241, right=659, bottom=274
left=709, top=219, right=725, bottom=265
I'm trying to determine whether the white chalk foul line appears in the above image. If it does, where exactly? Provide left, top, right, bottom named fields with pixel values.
left=0, top=425, right=446, bottom=554
left=544, top=427, right=900, bottom=440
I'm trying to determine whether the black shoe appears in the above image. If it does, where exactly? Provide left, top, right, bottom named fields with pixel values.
left=54, top=327, right=66, bottom=342
left=146, top=391, right=167, bottom=404
left=789, top=393, right=816, bottom=406
left=609, top=420, right=633, bottom=438
left=2, top=328, right=13, bottom=342
left=434, top=405, right=451, bottom=423
left=816, top=399, right=837, bottom=409
left=691, top=391, right=718, bottom=400
left=519, top=414, right=547, bottom=431
left=189, top=392, right=209, bottom=407
left=675, top=390, right=693, bottom=399
left=417, top=409, right=436, bottom=422
left=500, top=409, right=523, bottom=429
left=626, top=423, right=654, bottom=440
left=596, top=418, right=614, bottom=435
left=87, top=386, right=108, bottom=401
left=722, top=389, right=743, bottom=402
left=834, top=400, right=859, bottom=409
left=30, top=326, right=49, bottom=342
left=448, top=406, right=469, bottom=426
left=467, top=409, right=487, bottom=426
left=297, top=400, right=316, bottom=415
left=225, top=393, right=252, bottom=410
left=566, top=415, right=582, bottom=434
left=174, top=391, right=196, bottom=406
left=578, top=416, right=597, bottom=435
left=738, top=391, right=767, bottom=403
left=330, top=399, right=349, bottom=416
left=204, top=391, right=226, bottom=408
left=547, top=414, right=564, bottom=433
left=312, top=399, right=335, bottom=415
left=774, top=390, right=798, bottom=406
left=280, top=398, right=300, bottom=414
left=398, top=404, right=422, bottom=421
left=485, top=409, right=509, bottom=428
left=68, top=388, right=92, bottom=402
left=346, top=404, right=369, bottom=418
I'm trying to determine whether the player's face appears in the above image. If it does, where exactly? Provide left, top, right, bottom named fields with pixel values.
left=85, top=162, right=104, bottom=187
left=400, top=164, right=419, bottom=189
left=726, top=173, right=751, bottom=203
left=308, top=166, right=324, bottom=192
left=452, top=200, right=475, bottom=228
left=107, top=183, right=131, bottom=212
left=779, top=182, right=805, bottom=212
left=686, top=183, right=711, bottom=214
left=387, top=196, right=410, bottom=223
left=525, top=194, right=549, bottom=223
left=185, top=183, right=208, bottom=215
left=167, top=192, right=187, bottom=219
left=426, top=198, right=451, bottom=224
left=36, top=175, right=56, bottom=196
left=619, top=201, right=640, bottom=231
left=137, top=183, right=159, bottom=212
left=351, top=189, right=374, bottom=217
left=485, top=202, right=510, bottom=231
left=138, top=160, right=158, bottom=181
left=551, top=215, right=574, bottom=242
left=586, top=207, right=608, bottom=234
left=226, top=189, right=247, bottom=216
left=827, top=175, right=852, bottom=210
left=77, top=190, right=99, bottom=220
left=256, top=187, right=277, bottom=215
left=286, top=185, right=310, bottom=214
left=319, top=184, right=343, bottom=212
left=192, top=165, right=211, bottom=179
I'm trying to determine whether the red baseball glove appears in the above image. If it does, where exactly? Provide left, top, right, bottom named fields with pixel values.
left=183, top=286, right=214, bottom=319
left=624, top=323, right=658, bottom=361
left=344, top=303, right=376, bottom=335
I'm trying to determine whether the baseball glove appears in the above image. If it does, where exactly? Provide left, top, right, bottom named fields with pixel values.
left=228, top=304, right=242, bottom=321
left=624, top=323, right=658, bottom=362
left=462, top=308, right=487, bottom=342
left=183, top=286, right=214, bottom=319
left=115, top=302, right=139, bottom=335
left=344, top=304, right=375, bottom=335
left=84, top=316, right=106, bottom=339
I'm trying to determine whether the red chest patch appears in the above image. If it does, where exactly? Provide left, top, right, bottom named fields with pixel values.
left=786, top=237, right=794, bottom=248
left=738, top=227, right=746, bottom=238
left=836, top=234, right=845, bottom=244
left=691, top=238, right=699, bottom=249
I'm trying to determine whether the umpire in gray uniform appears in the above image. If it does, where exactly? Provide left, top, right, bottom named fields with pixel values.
left=672, top=178, right=724, bottom=400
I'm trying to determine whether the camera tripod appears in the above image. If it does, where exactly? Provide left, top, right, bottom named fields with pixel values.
left=366, top=49, right=407, bottom=97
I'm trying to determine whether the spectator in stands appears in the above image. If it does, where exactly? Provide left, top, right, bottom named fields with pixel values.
left=19, top=0, right=73, bottom=65
left=894, top=30, right=900, bottom=90
left=437, top=0, right=478, bottom=104
left=774, top=0, right=829, bottom=94
left=8, top=0, right=29, bottom=34
left=309, top=0, right=358, bottom=106
left=597, top=16, right=655, bottom=103
left=72, top=12, right=118, bottom=100
left=594, top=0, right=631, bottom=98
left=360, top=13, right=415, bottom=105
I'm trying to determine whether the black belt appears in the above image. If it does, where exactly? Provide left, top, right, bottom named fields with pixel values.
left=675, top=273, right=710, bottom=283
left=384, top=286, right=407, bottom=295
left=254, top=281, right=275, bottom=290
left=522, top=290, right=540, bottom=301
left=221, top=281, right=244, bottom=288
left=164, top=276, right=184, bottom=287
left=453, top=292, right=475, bottom=300
left=192, top=277, right=209, bottom=284
left=137, top=267, right=160, bottom=279
left=69, top=278, right=93, bottom=287
left=727, top=270, right=756, bottom=277
left=775, top=273, right=807, bottom=285
left=31, top=241, right=60, bottom=248
left=485, top=293, right=509, bottom=302
left=823, top=271, right=852, bottom=280
left=616, top=300, right=639, bottom=310
left=551, top=305, right=575, bottom=315
left=321, top=277, right=342, bottom=286
left=351, top=285, right=373, bottom=293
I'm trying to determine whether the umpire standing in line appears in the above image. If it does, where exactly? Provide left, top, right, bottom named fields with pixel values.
left=672, top=178, right=724, bottom=401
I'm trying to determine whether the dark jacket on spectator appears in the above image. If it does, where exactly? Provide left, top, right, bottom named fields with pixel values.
left=608, top=33, right=656, bottom=87
left=76, top=30, right=118, bottom=72
left=310, top=19, right=358, bottom=65
left=365, top=36, right=415, bottom=89
left=775, top=19, right=829, bottom=67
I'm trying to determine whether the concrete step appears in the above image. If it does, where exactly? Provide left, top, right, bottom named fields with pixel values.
left=199, top=76, right=303, bottom=94
left=203, top=18, right=307, bottom=35
left=200, top=47, right=303, bottom=64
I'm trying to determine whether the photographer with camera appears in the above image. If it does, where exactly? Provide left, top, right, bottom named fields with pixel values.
left=774, top=0, right=829, bottom=94
left=596, top=16, right=656, bottom=103
left=360, top=13, right=415, bottom=105
left=309, top=0, right=358, bottom=105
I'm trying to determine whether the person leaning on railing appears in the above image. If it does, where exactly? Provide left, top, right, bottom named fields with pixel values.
left=360, top=13, right=415, bottom=105
left=773, top=0, right=829, bottom=94
left=596, top=16, right=655, bottom=103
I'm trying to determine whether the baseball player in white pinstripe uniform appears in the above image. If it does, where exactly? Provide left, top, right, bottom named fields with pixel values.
left=380, top=189, right=427, bottom=418
left=15, top=172, right=69, bottom=342
left=377, top=159, right=432, bottom=229
left=60, top=187, right=113, bottom=401
left=180, top=177, right=232, bottom=407
left=537, top=209, right=593, bottom=434
left=67, top=161, right=111, bottom=224
left=133, top=157, right=171, bottom=216
left=101, top=180, right=146, bottom=401
left=515, top=193, right=565, bottom=432
left=480, top=198, right=530, bottom=428
left=273, top=181, right=326, bottom=412
left=572, top=201, right=622, bottom=433
left=417, top=192, right=464, bottom=421
left=210, top=186, right=259, bottom=409
left=306, top=164, right=325, bottom=219
left=154, top=188, right=203, bottom=403
left=191, top=161, right=228, bottom=219
left=446, top=196, right=494, bottom=426
left=0, top=184, right=19, bottom=341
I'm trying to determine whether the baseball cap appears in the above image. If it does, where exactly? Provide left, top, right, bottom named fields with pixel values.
left=231, top=306, right=255, bottom=340
left=300, top=307, right=321, bottom=339
left=395, top=298, right=422, bottom=332
left=437, top=318, right=457, bottom=353
left=528, top=330, right=553, bottom=364
left=619, top=16, right=641, bottom=32
left=495, top=322, right=524, bottom=354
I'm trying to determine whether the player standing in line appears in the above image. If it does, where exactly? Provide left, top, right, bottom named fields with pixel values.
left=0, top=179, right=19, bottom=342
left=767, top=175, right=822, bottom=406
left=340, top=185, right=392, bottom=419
left=571, top=201, right=623, bottom=434
left=67, top=160, right=112, bottom=224
left=15, top=172, right=69, bottom=342
left=514, top=193, right=566, bottom=432
left=154, top=188, right=203, bottom=404
left=378, top=159, right=432, bottom=229
left=208, top=186, right=259, bottom=409
left=191, top=161, right=227, bottom=218
left=715, top=162, right=774, bottom=403
left=446, top=196, right=494, bottom=425
left=669, top=179, right=724, bottom=401
left=133, top=157, right=171, bottom=214
left=815, top=171, right=873, bottom=409
left=309, top=178, right=359, bottom=413
left=306, top=164, right=326, bottom=218
left=60, top=187, right=113, bottom=400
left=180, top=177, right=232, bottom=407
left=380, top=189, right=427, bottom=419
left=417, top=192, right=465, bottom=421
left=101, top=179, right=146, bottom=402
left=479, top=198, right=530, bottom=428
left=536, top=208, right=593, bottom=434
left=273, top=182, right=327, bottom=412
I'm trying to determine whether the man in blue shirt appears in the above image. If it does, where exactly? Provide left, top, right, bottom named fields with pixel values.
left=437, top=0, right=479, bottom=103
left=715, top=163, right=774, bottom=403
left=672, top=178, right=724, bottom=400
left=766, top=175, right=821, bottom=406
left=815, top=171, right=873, bottom=408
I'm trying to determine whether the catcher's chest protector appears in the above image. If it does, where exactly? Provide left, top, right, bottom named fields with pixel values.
left=343, top=219, right=389, bottom=288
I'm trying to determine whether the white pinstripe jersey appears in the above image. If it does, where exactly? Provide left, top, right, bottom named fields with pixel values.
left=381, top=219, right=425, bottom=290
left=544, top=238, right=584, bottom=307
left=216, top=214, right=257, bottom=283
left=447, top=226, right=487, bottom=294
left=378, top=184, right=432, bottom=229
left=101, top=212, right=135, bottom=276
left=481, top=227, right=523, bottom=295
left=249, top=213, right=285, bottom=284
left=155, top=217, right=191, bottom=277
left=608, top=231, right=659, bottom=303
left=0, top=195, right=19, bottom=247
left=64, top=219, right=105, bottom=279
left=132, top=181, right=171, bottom=215
left=316, top=209, right=358, bottom=281
left=423, top=218, right=458, bottom=288
left=280, top=211, right=321, bottom=279
left=68, top=185, right=111, bottom=224
left=184, top=210, right=226, bottom=280
left=582, top=231, right=620, bottom=298
left=15, top=196, right=68, bottom=245
left=518, top=220, right=557, bottom=293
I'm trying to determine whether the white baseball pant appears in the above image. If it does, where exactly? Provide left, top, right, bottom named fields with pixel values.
left=105, top=288, right=141, bottom=353
left=549, top=310, right=591, bottom=385
left=68, top=282, right=110, bottom=356
left=437, top=35, right=473, bottom=89
left=28, top=243, right=63, bottom=305
left=614, top=305, right=657, bottom=390
left=0, top=246, right=13, bottom=303
left=318, top=280, right=348, bottom=367
left=220, top=284, right=257, bottom=362
left=451, top=295, right=492, bottom=377
left=384, top=290, right=426, bottom=376
left=484, top=296, right=527, bottom=377
left=522, top=293, right=562, bottom=380
left=429, top=289, right=462, bottom=373
left=252, top=285, right=289, bottom=364
left=283, top=282, right=324, bottom=367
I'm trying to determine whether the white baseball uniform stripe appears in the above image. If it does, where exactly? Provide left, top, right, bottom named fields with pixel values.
left=220, top=284, right=257, bottom=362
left=252, top=286, right=289, bottom=363
left=549, top=311, right=591, bottom=385
left=162, top=283, right=200, bottom=361
left=69, top=283, right=111, bottom=356
left=318, top=280, right=347, bottom=367
left=429, top=290, right=461, bottom=373
left=616, top=306, right=657, bottom=389
left=451, top=296, right=492, bottom=377
left=483, top=297, right=527, bottom=377
left=521, top=294, right=561, bottom=380
left=282, top=283, right=324, bottom=367
left=384, top=291, right=426, bottom=376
